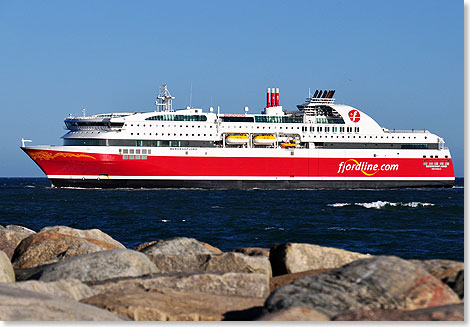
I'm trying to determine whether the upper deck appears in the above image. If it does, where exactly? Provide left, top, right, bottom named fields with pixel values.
left=61, top=86, right=446, bottom=152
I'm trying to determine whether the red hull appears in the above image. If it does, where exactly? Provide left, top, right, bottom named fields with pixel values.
left=23, top=148, right=454, bottom=179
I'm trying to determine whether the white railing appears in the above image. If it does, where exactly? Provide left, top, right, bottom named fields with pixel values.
left=384, top=129, right=429, bottom=133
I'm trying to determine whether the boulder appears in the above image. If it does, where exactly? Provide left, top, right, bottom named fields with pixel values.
left=34, top=249, right=158, bottom=283
left=82, top=289, right=265, bottom=321
left=3, top=279, right=95, bottom=301
left=140, top=237, right=220, bottom=255
left=269, top=243, right=370, bottom=276
left=204, top=252, right=271, bottom=276
left=5, top=225, right=36, bottom=234
left=133, top=240, right=157, bottom=252
left=258, top=307, right=330, bottom=321
left=201, top=241, right=223, bottom=254
left=91, top=272, right=269, bottom=298
left=334, top=303, right=464, bottom=321
left=0, top=250, right=15, bottom=282
left=146, top=252, right=271, bottom=277
left=411, top=259, right=464, bottom=299
left=270, top=268, right=330, bottom=292
left=0, top=284, right=124, bottom=321
left=264, top=256, right=461, bottom=319
left=0, top=225, right=35, bottom=259
left=39, top=226, right=124, bottom=249
left=12, top=226, right=124, bottom=269
left=234, top=247, right=270, bottom=257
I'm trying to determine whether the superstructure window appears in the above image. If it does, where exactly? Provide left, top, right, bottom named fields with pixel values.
left=401, top=143, right=429, bottom=149
left=146, top=115, right=207, bottom=121
left=221, top=116, right=254, bottom=122
left=63, top=139, right=107, bottom=146
left=65, top=121, right=124, bottom=129
left=255, top=116, right=302, bottom=123
left=315, top=117, right=345, bottom=124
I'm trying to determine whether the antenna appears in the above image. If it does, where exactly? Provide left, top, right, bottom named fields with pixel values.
left=156, top=84, right=175, bottom=112
left=189, top=82, right=192, bottom=108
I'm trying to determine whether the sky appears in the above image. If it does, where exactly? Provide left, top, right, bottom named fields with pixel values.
left=0, top=0, right=463, bottom=177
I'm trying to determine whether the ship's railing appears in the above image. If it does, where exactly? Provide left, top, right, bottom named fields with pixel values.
left=305, top=98, right=335, bottom=104
left=384, top=129, right=429, bottom=133
left=64, top=125, right=122, bottom=131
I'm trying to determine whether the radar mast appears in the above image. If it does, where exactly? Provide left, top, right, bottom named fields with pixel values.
left=155, top=84, right=175, bottom=112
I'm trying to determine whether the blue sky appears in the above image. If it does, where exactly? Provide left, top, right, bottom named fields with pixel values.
left=0, top=0, right=463, bottom=177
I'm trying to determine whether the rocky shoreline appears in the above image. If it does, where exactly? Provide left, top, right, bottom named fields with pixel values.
left=0, top=224, right=464, bottom=321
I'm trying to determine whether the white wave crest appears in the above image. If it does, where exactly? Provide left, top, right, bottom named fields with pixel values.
left=354, top=201, right=434, bottom=209
left=327, top=203, right=351, bottom=207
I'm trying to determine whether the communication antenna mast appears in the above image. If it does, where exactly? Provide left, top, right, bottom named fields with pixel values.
left=155, top=84, right=175, bottom=112
left=189, top=82, right=193, bottom=108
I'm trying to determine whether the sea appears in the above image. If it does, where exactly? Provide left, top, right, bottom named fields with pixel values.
left=0, top=178, right=464, bottom=262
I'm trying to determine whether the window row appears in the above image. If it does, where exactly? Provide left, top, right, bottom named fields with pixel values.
left=146, top=115, right=207, bottom=121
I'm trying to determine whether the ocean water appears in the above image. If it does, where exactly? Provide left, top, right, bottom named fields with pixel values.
left=0, top=178, right=464, bottom=262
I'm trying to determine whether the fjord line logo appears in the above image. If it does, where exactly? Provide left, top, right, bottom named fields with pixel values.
left=349, top=110, right=360, bottom=122
left=337, top=159, right=399, bottom=176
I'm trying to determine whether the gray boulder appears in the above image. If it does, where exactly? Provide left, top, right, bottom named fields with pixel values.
left=0, top=284, right=123, bottom=321
left=264, top=256, right=461, bottom=319
left=35, top=249, right=158, bottom=283
left=82, top=289, right=265, bottom=321
left=0, top=250, right=15, bottom=282
left=334, top=303, right=464, bottom=321
left=91, top=272, right=269, bottom=298
left=3, top=279, right=95, bottom=301
left=12, top=226, right=124, bottom=269
left=146, top=252, right=271, bottom=277
left=140, top=237, right=220, bottom=255
left=0, top=225, right=35, bottom=259
left=234, top=247, right=270, bottom=257
left=258, top=307, right=330, bottom=321
left=270, top=242, right=370, bottom=276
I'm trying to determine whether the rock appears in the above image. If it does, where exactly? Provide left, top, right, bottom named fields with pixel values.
left=0, top=284, right=124, bottom=321
left=411, top=259, right=464, bottom=299
left=12, top=226, right=124, bottom=269
left=39, top=225, right=124, bottom=248
left=140, top=237, right=220, bottom=255
left=82, top=289, right=265, bottom=321
left=201, top=241, right=223, bottom=254
left=270, top=268, right=330, bottom=292
left=452, top=270, right=464, bottom=300
left=258, top=307, right=330, bottom=321
left=264, top=256, right=461, bottom=319
left=5, top=225, right=36, bottom=234
left=0, top=225, right=35, bottom=259
left=34, top=249, right=158, bottom=283
left=234, top=247, right=270, bottom=257
left=91, top=272, right=269, bottom=298
left=205, top=252, right=271, bottom=276
left=3, top=279, right=96, bottom=301
left=146, top=252, right=271, bottom=277
left=133, top=240, right=157, bottom=252
left=0, top=250, right=15, bottom=282
left=334, top=303, right=464, bottom=321
left=269, top=242, right=370, bottom=276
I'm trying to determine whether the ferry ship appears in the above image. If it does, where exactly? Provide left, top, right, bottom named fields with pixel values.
left=21, top=85, right=454, bottom=189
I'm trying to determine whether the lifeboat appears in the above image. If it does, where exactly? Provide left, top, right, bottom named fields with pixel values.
left=281, top=140, right=297, bottom=148
left=226, top=134, right=249, bottom=145
left=253, top=134, right=276, bottom=145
